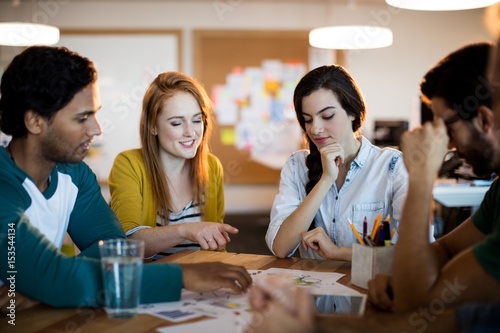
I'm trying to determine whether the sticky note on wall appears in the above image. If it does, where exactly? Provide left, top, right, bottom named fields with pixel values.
left=221, top=128, right=236, bottom=145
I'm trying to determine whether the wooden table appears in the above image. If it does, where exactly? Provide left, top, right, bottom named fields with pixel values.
left=1, top=250, right=363, bottom=333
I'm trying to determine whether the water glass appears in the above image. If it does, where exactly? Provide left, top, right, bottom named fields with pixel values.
left=98, top=238, right=144, bottom=318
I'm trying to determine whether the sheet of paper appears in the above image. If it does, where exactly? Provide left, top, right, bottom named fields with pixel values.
left=258, top=267, right=361, bottom=296
left=156, top=318, right=240, bottom=333
left=138, top=300, right=205, bottom=322
left=180, top=289, right=251, bottom=321
left=150, top=309, right=204, bottom=322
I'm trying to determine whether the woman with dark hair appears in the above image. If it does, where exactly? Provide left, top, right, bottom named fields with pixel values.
left=266, top=65, right=408, bottom=260
left=109, top=72, right=238, bottom=259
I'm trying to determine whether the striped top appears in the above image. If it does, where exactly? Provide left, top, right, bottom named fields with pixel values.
left=126, top=200, right=202, bottom=260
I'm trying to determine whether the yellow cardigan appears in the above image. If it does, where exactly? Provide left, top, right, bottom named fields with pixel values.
left=108, top=149, right=224, bottom=233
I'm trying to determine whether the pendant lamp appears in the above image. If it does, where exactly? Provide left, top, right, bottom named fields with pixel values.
left=310, top=25, right=393, bottom=50
left=385, top=0, right=499, bottom=11
left=0, top=22, right=59, bottom=46
left=309, top=0, right=393, bottom=50
left=0, top=0, right=60, bottom=46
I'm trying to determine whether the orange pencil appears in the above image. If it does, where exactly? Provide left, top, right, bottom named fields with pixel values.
left=348, top=218, right=364, bottom=245
left=371, top=214, right=383, bottom=240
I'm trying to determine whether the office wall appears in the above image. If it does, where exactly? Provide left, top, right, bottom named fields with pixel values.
left=0, top=1, right=491, bottom=213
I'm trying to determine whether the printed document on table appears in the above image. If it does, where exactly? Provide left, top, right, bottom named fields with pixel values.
left=156, top=318, right=239, bottom=333
left=256, top=267, right=359, bottom=296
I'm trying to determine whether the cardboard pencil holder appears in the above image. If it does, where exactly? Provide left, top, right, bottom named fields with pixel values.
left=351, top=243, right=395, bottom=289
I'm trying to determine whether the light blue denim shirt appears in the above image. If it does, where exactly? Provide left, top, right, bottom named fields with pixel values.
left=266, top=136, right=409, bottom=258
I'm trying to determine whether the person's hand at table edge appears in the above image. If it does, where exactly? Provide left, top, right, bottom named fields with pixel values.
left=367, top=273, right=395, bottom=312
left=180, top=262, right=252, bottom=293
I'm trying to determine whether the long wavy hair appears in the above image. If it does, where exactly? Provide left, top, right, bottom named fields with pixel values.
left=293, top=65, right=366, bottom=199
left=140, top=72, right=213, bottom=224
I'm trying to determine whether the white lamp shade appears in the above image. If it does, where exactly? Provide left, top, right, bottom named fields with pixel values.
left=385, top=0, right=499, bottom=11
left=0, top=22, right=60, bottom=46
left=309, top=26, right=393, bottom=50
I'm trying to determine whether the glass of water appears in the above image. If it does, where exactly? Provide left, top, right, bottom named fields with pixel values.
left=98, top=238, right=144, bottom=318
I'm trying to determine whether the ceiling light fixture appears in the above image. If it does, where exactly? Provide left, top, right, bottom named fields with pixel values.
left=0, top=0, right=60, bottom=46
left=385, top=0, right=498, bottom=11
left=0, top=22, right=59, bottom=46
left=309, top=0, right=393, bottom=50
left=310, top=25, right=393, bottom=50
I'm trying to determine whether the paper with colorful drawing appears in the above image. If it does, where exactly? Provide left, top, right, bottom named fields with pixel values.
left=259, top=268, right=360, bottom=296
